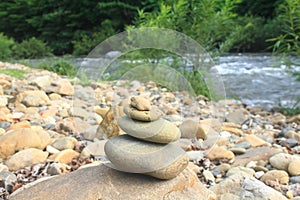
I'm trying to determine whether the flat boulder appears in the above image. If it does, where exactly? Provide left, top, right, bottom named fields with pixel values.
left=10, top=164, right=216, bottom=200
left=0, top=128, right=51, bottom=159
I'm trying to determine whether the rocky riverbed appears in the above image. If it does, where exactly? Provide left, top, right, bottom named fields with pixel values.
left=0, top=61, right=300, bottom=199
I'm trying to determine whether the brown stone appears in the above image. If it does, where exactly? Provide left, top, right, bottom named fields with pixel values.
left=96, top=107, right=119, bottom=139
left=130, top=96, right=151, bottom=111
left=260, top=170, right=289, bottom=186
left=7, top=121, right=31, bottom=131
left=0, top=128, right=51, bottom=159
left=205, top=146, right=235, bottom=161
left=48, top=149, right=79, bottom=164
left=241, top=134, right=267, bottom=147
left=233, top=147, right=280, bottom=167
left=10, top=164, right=216, bottom=200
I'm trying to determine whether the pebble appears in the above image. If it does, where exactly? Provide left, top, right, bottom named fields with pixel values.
left=47, top=162, right=70, bottom=175
left=123, top=105, right=163, bottom=122
left=290, top=176, right=300, bottom=184
left=203, top=170, right=215, bottom=182
left=234, top=141, right=251, bottom=149
left=186, top=151, right=204, bottom=162
left=226, top=166, right=255, bottom=177
left=5, top=148, right=49, bottom=171
left=51, top=137, right=78, bottom=151
left=48, top=149, right=79, bottom=164
left=0, top=171, right=17, bottom=193
left=229, top=147, right=246, bottom=154
left=0, top=128, right=51, bottom=159
left=269, top=153, right=298, bottom=171
left=0, top=164, right=8, bottom=172
left=0, top=122, right=10, bottom=130
left=254, top=171, right=265, bottom=179
left=242, top=134, right=268, bottom=147
left=261, top=170, right=289, bottom=186
left=130, top=96, right=151, bottom=111
left=288, top=160, right=300, bottom=176
left=212, top=164, right=231, bottom=176
left=46, top=145, right=60, bottom=154
left=179, top=120, right=198, bottom=139
left=205, top=146, right=235, bottom=161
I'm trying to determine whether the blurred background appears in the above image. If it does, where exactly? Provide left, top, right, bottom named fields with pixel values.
left=0, top=0, right=299, bottom=111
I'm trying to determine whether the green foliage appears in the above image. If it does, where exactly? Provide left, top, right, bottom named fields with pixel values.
left=0, top=68, right=28, bottom=79
left=0, top=0, right=159, bottom=55
left=72, top=20, right=115, bottom=56
left=132, top=0, right=249, bottom=54
left=36, top=60, right=77, bottom=77
left=12, top=37, right=53, bottom=59
left=0, top=33, right=15, bottom=60
left=267, top=0, right=300, bottom=55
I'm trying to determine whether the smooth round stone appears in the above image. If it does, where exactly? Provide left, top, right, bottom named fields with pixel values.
left=118, top=116, right=180, bottom=144
left=229, top=147, right=246, bottom=154
left=104, top=134, right=188, bottom=179
left=123, top=105, right=163, bottom=122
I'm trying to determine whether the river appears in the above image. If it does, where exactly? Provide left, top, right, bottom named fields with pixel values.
left=215, top=53, right=300, bottom=110
left=23, top=53, right=300, bottom=110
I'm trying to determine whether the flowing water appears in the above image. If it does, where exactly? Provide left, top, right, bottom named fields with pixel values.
left=23, top=53, right=300, bottom=109
left=215, top=53, right=300, bottom=109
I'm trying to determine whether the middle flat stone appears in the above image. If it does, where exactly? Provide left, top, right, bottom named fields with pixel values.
left=118, top=116, right=181, bottom=144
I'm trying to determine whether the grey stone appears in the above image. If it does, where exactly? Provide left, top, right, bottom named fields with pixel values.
left=290, top=176, right=300, bottom=184
left=210, top=171, right=288, bottom=200
left=10, top=164, right=216, bottom=200
left=226, top=109, right=247, bottom=124
left=118, top=116, right=180, bottom=144
left=104, top=134, right=188, bottom=179
left=234, top=141, right=251, bottom=149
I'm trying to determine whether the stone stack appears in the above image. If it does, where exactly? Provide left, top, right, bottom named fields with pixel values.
left=104, top=96, right=189, bottom=180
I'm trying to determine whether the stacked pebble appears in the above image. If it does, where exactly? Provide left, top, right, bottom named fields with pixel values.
left=104, top=96, right=189, bottom=180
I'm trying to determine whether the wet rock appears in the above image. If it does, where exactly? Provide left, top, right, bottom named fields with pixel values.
left=0, top=128, right=51, bottom=158
left=10, top=164, right=216, bottom=200
left=261, top=170, right=289, bottom=186
left=5, top=148, right=48, bottom=171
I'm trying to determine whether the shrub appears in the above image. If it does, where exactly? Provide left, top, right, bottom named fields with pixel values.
left=0, top=33, right=15, bottom=60
left=12, top=37, right=53, bottom=59
left=36, top=60, right=77, bottom=77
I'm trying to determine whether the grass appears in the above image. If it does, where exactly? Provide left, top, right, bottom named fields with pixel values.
left=0, top=68, right=28, bottom=79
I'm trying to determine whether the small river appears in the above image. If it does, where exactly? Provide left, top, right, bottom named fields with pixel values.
left=23, top=53, right=300, bottom=110
left=215, top=53, right=300, bottom=110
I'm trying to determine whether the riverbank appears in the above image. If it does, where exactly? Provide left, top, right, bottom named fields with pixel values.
left=0, top=62, right=300, bottom=199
